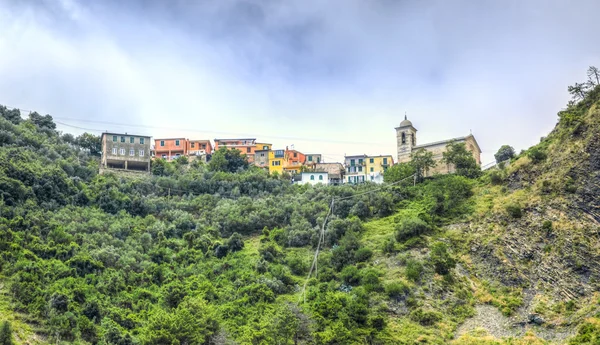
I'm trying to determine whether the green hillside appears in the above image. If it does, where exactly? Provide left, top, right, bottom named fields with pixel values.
left=0, top=75, right=599, bottom=344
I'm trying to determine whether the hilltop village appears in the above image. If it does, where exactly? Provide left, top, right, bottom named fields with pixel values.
left=99, top=116, right=482, bottom=184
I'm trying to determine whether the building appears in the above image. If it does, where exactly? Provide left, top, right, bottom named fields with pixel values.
left=305, top=154, right=322, bottom=165
left=284, top=148, right=306, bottom=174
left=269, top=149, right=286, bottom=174
left=254, top=150, right=270, bottom=170
left=188, top=140, right=213, bottom=156
left=344, top=154, right=367, bottom=184
left=255, top=142, right=272, bottom=151
left=214, top=138, right=257, bottom=163
left=101, top=132, right=151, bottom=172
left=312, top=163, right=345, bottom=185
left=366, top=155, right=394, bottom=184
left=294, top=172, right=329, bottom=186
left=396, top=116, right=481, bottom=176
left=154, top=138, right=187, bottom=160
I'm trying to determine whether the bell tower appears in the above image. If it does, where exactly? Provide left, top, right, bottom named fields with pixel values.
left=395, top=114, right=417, bottom=163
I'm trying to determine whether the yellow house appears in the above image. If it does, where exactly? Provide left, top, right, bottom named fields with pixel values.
left=255, top=142, right=272, bottom=151
left=268, top=149, right=286, bottom=174
left=366, top=155, right=394, bottom=183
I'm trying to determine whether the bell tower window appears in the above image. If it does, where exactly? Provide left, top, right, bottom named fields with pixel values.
left=401, top=132, right=406, bottom=144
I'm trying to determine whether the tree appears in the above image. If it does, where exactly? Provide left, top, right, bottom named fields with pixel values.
left=410, top=149, right=436, bottom=181
left=0, top=106, right=22, bottom=125
left=442, top=141, right=481, bottom=178
left=494, top=145, right=515, bottom=163
left=587, top=66, right=600, bottom=87
left=0, top=321, right=13, bottom=345
left=383, top=162, right=415, bottom=183
left=76, top=133, right=101, bottom=156
left=28, top=112, right=56, bottom=130
left=568, top=82, right=589, bottom=101
left=208, top=147, right=249, bottom=173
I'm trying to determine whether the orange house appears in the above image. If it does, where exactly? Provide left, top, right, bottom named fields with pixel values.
left=188, top=139, right=213, bottom=155
left=214, top=138, right=257, bottom=162
left=154, top=138, right=187, bottom=160
left=284, top=148, right=306, bottom=173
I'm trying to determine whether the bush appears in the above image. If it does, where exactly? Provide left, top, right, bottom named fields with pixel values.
left=382, top=237, right=396, bottom=254
left=395, top=218, right=431, bottom=242
left=409, top=308, right=442, bottom=326
left=340, top=266, right=361, bottom=286
left=227, top=232, right=244, bottom=252
left=0, top=321, right=14, bottom=345
left=286, top=254, right=309, bottom=276
left=354, top=247, right=373, bottom=262
left=405, top=259, right=423, bottom=282
left=505, top=203, right=522, bottom=218
left=527, top=147, right=547, bottom=163
left=430, top=242, right=456, bottom=276
left=360, top=269, right=382, bottom=292
left=385, top=280, right=410, bottom=300
left=489, top=170, right=504, bottom=185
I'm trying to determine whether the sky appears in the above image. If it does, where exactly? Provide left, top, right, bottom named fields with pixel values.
left=1, top=0, right=599, bottom=164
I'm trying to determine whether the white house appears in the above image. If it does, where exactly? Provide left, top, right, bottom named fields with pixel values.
left=295, top=172, right=329, bottom=186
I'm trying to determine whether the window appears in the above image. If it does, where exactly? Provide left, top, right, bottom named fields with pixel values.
left=272, top=161, right=281, bottom=166
left=317, top=157, right=320, bottom=163
left=371, top=176, right=374, bottom=181
left=191, top=143, right=195, bottom=148
left=130, top=137, right=134, bottom=143
left=383, top=158, right=388, bottom=164
left=120, top=148, right=125, bottom=155
left=370, top=167, right=374, bottom=172
left=319, top=175, right=323, bottom=180
left=370, top=158, right=374, bottom=163
left=160, top=140, right=165, bottom=147
left=358, top=166, right=362, bottom=172
left=308, top=156, right=312, bottom=162
left=293, top=152, right=297, bottom=158
left=201, top=144, right=206, bottom=149
left=162, top=154, right=167, bottom=159
left=412, top=136, right=415, bottom=146
left=112, top=148, right=117, bottom=155
left=358, top=159, right=363, bottom=165
left=139, top=150, right=144, bottom=157
left=140, top=138, right=145, bottom=144
left=112, top=135, right=117, bottom=142
left=402, top=132, right=406, bottom=144
left=175, top=140, right=180, bottom=146
left=247, top=147, right=251, bottom=153
left=129, top=149, right=134, bottom=156
left=263, top=145, right=269, bottom=150
left=350, top=159, right=355, bottom=166
left=260, top=153, right=265, bottom=157
left=121, top=136, right=125, bottom=143
left=310, top=175, right=315, bottom=180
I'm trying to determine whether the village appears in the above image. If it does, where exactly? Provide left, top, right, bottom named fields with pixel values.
left=98, top=115, right=482, bottom=185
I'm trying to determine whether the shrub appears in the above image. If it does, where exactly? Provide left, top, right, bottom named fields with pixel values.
left=395, top=218, right=431, bottom=242
left=542, top=220, right=553, bottom=232
left=286, top=254, right=308, bottom=276
left=505, top=203, right=523, bottom=218
left=360, top=269, right=382, bottom=292
left=0, top=321, right=14, bottom=345
left=227, top=232, right=244, bottom=252
left=405, top=259, right=423, bottom=282
left=385, top=280, right=410, bottom=300
left=354, top=247, right=373, bottom=262
left=527, top=147, right=547, bottom=163
left=382, top=237, right=396, bottom=254
left=430, top=242, right=456, bottom=276
left=409, top=308, right=442, bottom=326
left=489, top=170, right=504, bottom=185
left=340, top=266, right=361, bottom=286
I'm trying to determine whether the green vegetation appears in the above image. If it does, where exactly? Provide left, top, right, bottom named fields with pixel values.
left=1, top=68, right=600, bottom=344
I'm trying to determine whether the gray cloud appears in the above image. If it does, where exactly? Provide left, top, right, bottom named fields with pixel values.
left=0, top=0, right=599, bottom=162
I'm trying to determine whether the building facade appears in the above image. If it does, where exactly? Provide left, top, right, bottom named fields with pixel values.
left=295, top=172, right=329, bottom=185
left=284, top=148, right=306, bottom=174
left=214, top=138, right=257, bottom=163
left=396, top=116, right=481, bottom=176
left=154, top=138, right=187, bottom=160
left=254, top=150, right=270, bottom=170
left=101, top=132, right=151, bottom=172
left=344, top=154, right=367, bottom=184
left=305, top=154, right=322, bottom=165
left=188, top=140, right=213, bottom=156
left=312, top=163, right=345, bottom=185
left=269, top=149, right=286, bottom=174
left=366, top=155, right=393, bottom=184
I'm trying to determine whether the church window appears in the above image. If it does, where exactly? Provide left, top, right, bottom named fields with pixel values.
left=412, top=135, right=415, bottom=146
left=401, top=132, right=406, bottom=144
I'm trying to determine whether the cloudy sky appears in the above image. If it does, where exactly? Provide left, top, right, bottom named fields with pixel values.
left=1, top=0, right=599, bottom=163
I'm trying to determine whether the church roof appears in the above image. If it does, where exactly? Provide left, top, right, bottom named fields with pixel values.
left=413, top=134, right=481, bottom=153
left=399, top=115, right=413, bottom=128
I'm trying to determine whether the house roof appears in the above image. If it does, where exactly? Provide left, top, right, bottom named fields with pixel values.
left=313, top=163, right=344, bottom=179
left=102, top=132, right=151, bottom=138
left=413, top=134, right=481, bottom=153
left=154, top=137, right=187, bottom=141
left=214, top=138, right=256, bottom=141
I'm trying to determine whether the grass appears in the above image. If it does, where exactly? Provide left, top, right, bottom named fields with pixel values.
left=0, top=279, right=46, bottom=345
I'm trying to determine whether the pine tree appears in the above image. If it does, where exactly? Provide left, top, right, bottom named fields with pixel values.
left=0, top=321, right=14, bottom=345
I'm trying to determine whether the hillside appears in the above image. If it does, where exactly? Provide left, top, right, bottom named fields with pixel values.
left=0, top=82, right=599, bottom=344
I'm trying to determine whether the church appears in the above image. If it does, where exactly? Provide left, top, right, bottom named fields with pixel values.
left=395, top=116, right=481, bottom=176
